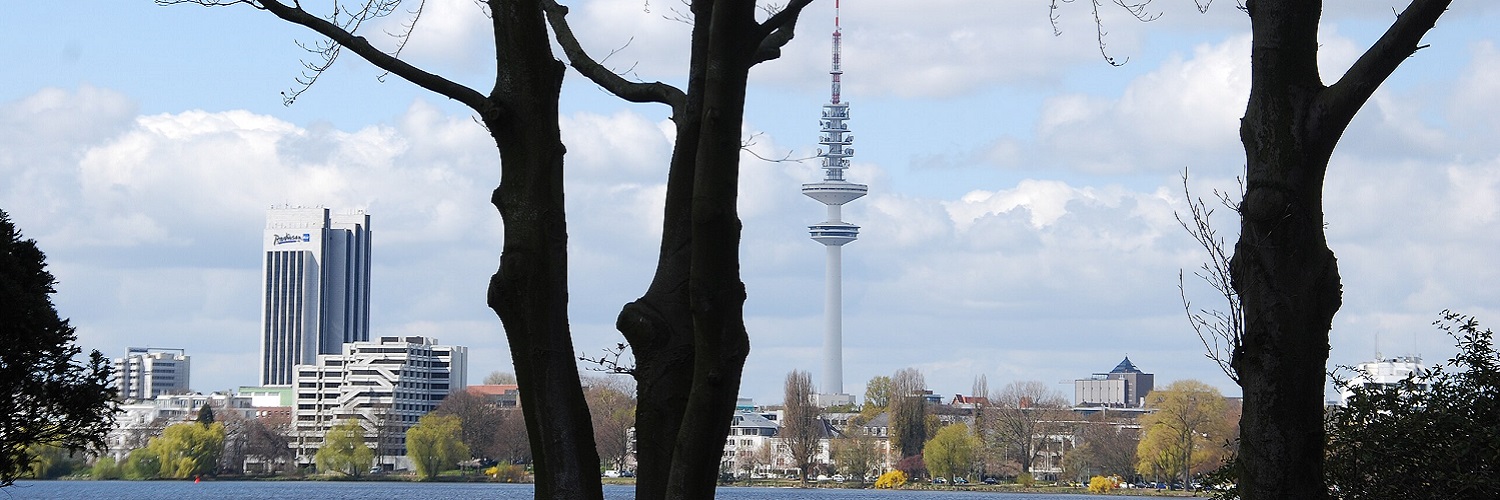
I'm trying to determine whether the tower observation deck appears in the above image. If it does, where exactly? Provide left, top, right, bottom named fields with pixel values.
left=802, top=0, right=865, bottom=406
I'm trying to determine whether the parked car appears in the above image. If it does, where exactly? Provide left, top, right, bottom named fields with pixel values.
left=982, top=477, right=999, bottom=485
left=953, top=477, right=969, bottom=484
left=831, top=474, right=846, bottom=483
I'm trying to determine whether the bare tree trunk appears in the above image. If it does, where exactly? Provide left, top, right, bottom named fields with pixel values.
left=1231, top=2, right=1450, bottom=499
left=662, top=2, right=759, bottom=498
left=480, top=2, right=600, bottom=499
left=616, top=23, right=704, bottom=499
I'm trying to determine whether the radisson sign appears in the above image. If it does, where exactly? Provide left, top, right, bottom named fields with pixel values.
left=274, top=233, right=311, bottom=245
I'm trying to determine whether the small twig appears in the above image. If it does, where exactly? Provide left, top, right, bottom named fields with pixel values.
left=1175, top=168, right=1243, bottom=382
left=579, top=343, right=635, bottom=375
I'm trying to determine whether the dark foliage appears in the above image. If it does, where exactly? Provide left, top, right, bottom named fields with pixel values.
left=197, top=404, right=216, bottom=425
left=0, top=209, right=118, bottom=487
left=894, top=454, right=927, bottom=479
left=1325, top=311, right=1500, bottom=499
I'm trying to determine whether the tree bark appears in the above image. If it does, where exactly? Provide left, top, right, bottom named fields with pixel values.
left=1232, top=2, right=1450, bottom=499
left=481, top=2, right=600, bottom=499
left=613, top=15, right=705, bottom=499
left=662, top=2, right=759, bottom=498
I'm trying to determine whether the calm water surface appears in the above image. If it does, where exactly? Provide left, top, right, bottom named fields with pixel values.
left=7, top=481, right=1172, bottom=499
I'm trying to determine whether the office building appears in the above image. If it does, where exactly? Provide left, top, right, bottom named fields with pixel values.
left=259, top=206, right=372, bottom=386
left=1074, top=357, right=1154, bottom=408
left=290, top=336, right=468, bottom=470
left=113, top=347, right=190, bottom=400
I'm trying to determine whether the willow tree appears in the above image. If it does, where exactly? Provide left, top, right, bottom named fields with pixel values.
left=1230, top=2, right=1452, bottom=498
left=159, top=0, right=598, bottom=497
left=1134, top=380, right=1229, bottom=490
left=544, top=1, right=812, bottom=498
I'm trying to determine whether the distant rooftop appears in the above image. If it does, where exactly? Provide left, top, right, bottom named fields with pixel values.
left=1111, top=357, right=1142, bottom=374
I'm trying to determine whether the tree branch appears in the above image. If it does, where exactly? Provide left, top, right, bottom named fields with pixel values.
left=751, top=0, right=813, bottom=65
left=541, top=0, right=686, bottom=113
left=1317, top=0, right=1452, bottom=139
left=1175, top=170, right=1242, bottom=383
left=192, top=0, right=493, bottom=114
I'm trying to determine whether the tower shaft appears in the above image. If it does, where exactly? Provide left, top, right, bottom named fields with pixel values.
left=823, top=244, right=844, bottom=394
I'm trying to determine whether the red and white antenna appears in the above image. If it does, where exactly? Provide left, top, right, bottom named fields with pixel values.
left=830, top=0, right=843, bottom=104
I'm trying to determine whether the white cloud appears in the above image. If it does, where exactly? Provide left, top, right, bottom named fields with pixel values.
left=1033, top=34, right=1250, bottom=175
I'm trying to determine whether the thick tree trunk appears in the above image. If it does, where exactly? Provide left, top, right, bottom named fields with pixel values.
left=618, top=7, right=708, bottom=500
left=620, top=103, right=699, bottom=500
left=483, top=2, right=600, bottom=499
left=663, top=1, right=759, bottom=498
left=1232, top=4, right=1338, bottom=500
left=1232, top=0, right=1453, bottom=497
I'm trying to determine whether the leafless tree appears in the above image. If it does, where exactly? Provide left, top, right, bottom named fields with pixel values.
left=1056, top=2, right=1457, bottom=496
left=781, top=370, right=821, bottom=486
left=989, top=380, right=1069, bottom=475
left=434, top=390, right=506, bottom=460
left=492, top=407, right=532, bottom=466
left=242, top=415, right=293, bottom=474
left=1227, top=2, right=1452, bottom=498
left=484, top=372, right=518, bottom=386
left=582, top=376, right=636, bottom=472
left=154, top=0, right=606, bottom=496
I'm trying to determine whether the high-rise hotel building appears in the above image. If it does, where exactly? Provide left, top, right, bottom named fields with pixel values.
left=260, top=206, right=372, bottom=386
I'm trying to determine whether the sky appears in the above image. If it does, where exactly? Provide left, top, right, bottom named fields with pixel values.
left=4, top=0, right=1499, bottom=406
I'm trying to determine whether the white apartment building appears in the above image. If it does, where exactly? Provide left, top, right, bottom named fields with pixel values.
left=291, top=336, right=468, bottom=471
left=721, top=410, right=842, bottom=480
left=114, top=347, right=191, bottom=400
left=103, top=392, right=256, bottom=462
left=722, top=411, right=783, bottom=478
left=260, top=206, right=372, bottom=386
left=1338, top=355, right=1426, bottom=405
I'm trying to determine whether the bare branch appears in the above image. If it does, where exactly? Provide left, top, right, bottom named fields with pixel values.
left=160, top=0, right=490, bottom=113
left=1091, top=0, right=1129, bottom=67
left=541, top=0, right=686, bottom=113
left=1316, top=0, right=1452, bottom=146
left=741, top=131, right=814, bottom=163
left=579, top=343, right=636, bottom=375
left=375, top=0, right=429, bottom=84
left=1175, top=169, right=1242, bottom=382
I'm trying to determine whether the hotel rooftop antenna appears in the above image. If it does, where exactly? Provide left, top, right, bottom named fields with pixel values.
left=802, top=0, right=866, bottom=408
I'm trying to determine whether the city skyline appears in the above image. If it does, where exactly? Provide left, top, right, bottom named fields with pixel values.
left=4, top=1, right=1498, bottom=404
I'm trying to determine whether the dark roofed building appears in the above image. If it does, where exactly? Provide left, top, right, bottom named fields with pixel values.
left=1074, top=356, right=1154, bottom=408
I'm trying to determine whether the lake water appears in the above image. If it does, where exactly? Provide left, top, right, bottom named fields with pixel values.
left=6, top=481, right=1173, bottom=499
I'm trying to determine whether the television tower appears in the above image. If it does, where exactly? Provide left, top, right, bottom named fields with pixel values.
left=802, top=0, right=866, bottom=406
